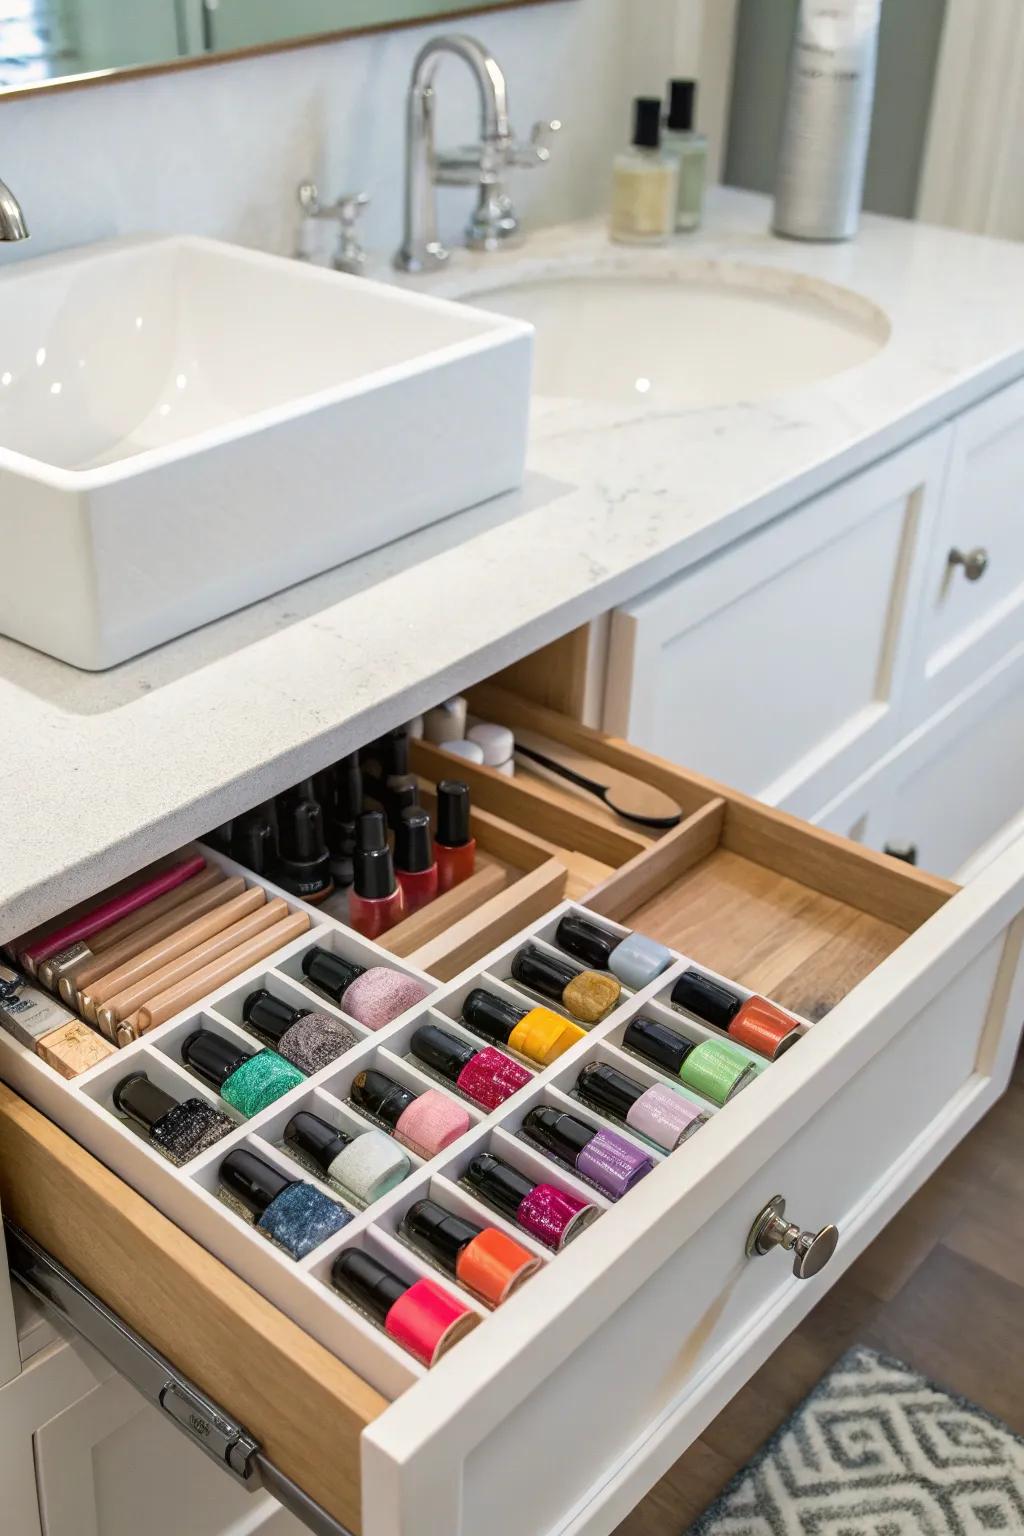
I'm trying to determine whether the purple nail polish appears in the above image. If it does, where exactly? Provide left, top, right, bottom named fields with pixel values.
left=520, top=1105, right=654, bottom=1199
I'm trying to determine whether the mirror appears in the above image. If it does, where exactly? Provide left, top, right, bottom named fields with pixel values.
left=0, top=0, right=558, bottom=95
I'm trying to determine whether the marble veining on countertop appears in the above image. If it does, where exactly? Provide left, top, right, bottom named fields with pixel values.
left=4, top=187, right=1024, bottom=938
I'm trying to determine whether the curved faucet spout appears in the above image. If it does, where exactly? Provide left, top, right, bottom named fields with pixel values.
left=0, top=177, right=28, bottom=241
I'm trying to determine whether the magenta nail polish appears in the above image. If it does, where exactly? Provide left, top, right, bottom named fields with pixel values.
left=465, top=1151, right=599, bottom=1251
left=409, top=1023, right=532, bottom=1111
left=521, top=1105, right=654, bottom=1198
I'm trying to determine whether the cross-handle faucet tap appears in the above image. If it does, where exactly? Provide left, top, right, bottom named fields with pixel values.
left=394, top=34, right=558, bottom=273
left=0, top=177, right=28, bottom=242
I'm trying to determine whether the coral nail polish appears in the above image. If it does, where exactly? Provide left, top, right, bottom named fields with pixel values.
left=555, top=912, right=674, bottom=990
left=242, top=987, right=358, bottom=1074
left=670, top=968, right=801, bottom=1060
left=300, top=945, right=431, bottom=1030
left=464, top=1151, right=599, bottom=1250
left=401, top=1198, right=540, bottom=1307
left=218, top=1148, right=350, bottom=1258
left=113, top=1071, right=234, bottom=1163
left=434, top=781, right=476, bottom=893
left=350, top=1068, right=471, bottom=1158
left=409, top=1022, right=532, bottom=1111
left=181, top=1028, right=305, bottom=1117
left=284, top=1109, right=411, bottom=1205
left=331, top=1249, right=478, bottom=1366
left=521, top=1104, right=654, bottom=1198
left=395, top=807, right=439, bottom=914
left=574, top=1060, right=706, bottom=1152
left=510, top=943, right=620, bottom=1024
left=461, top=986, right=585, bottom=1066
left=622, top=1015, right=759, bottom=1105
left=349, top=812, right=404, bottom=940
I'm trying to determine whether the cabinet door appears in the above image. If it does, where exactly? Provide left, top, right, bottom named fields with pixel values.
left=604, top=432, right=949, bottom=820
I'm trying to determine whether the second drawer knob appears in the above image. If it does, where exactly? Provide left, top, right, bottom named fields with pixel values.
left=948, top=546, right=989, bottom=582
left=746, top=1194, right=838, bottom=1279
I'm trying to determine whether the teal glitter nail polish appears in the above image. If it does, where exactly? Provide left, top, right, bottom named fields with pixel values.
left=182, top=1029, right=304, bottom=1118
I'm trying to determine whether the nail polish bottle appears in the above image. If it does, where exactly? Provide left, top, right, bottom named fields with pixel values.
left=622, top=1015, right=759, bottom=1106
left=434, top=781, right=476, bottom=894
left=462, top=986, right=586, bottom=1066
left=181, top=1028, right=305, bottom=1117
left=670, top=968, right=801, bottom=1061
left=521, top=1104, right=654, bottom=1198
left=300, top=945, right=430, bottom=1030
left=349, top=812, right=405, bottom=940
left=610, top=96, right=678, bottom=246
left=323, top=753, right=363, bottom=890
left=273, top=796, right=334, bottom=904
left=662, top=78, right=707, bottom=232
left=218, top=1148, right=350, bottom=1259
left=464, top=1151, right=599, bottom=1251
left=242, top=987, right=359, bottom=1075
left=400, top=1197, right=540, bottom=1307
left=284, top=1109, right=411, bottom=1206
left=349, top=1068, right=472, bottom=1158
left=574, top=1061, right=706, bottom=1153
left=331, top=1249, right=478, bottom=1366
left=510, top=943, right=620, bottom=1024
left=395, top=808, right=439, bottom=914
left=554, top=913, right=674, bottom=991
left=230, top=807, right=275, bottom=878
left=409, top=1022, right=532, bottom=1111
left=383, top=776, right=420, bottom=834
left=114, top=1071, right=234, bottom=1163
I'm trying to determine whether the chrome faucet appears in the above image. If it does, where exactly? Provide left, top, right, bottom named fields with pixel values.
left=395, top=33, right=558, bottom=273
left=0, top=176, right=28, bottom=241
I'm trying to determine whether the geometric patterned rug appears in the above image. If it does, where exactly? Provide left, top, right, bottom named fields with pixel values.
left=685, top=1345, right=1024, bottom=1535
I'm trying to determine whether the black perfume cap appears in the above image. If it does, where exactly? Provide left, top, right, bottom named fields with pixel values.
left=409, top=1023, right=477, bottom=1083
left=632, top=96, right=662, bottom=150
left=230, top=808, right=275, bottom=876
left=301, top=945, right=366, bottom=1002
left=181, top=1029, right=251, bottom=1089
left=350, top=1068, right=416, bottom=1130
left=353, top=811, right=397, bottom=900
left=462, top=987, right=526, bottom=1045
left=332, top=1249, right=409, bottom=1323
left=666, top=78, right=696, bottom=131
left=670, top=969, right=743, bottom=1031
left=465, top=1151, right=534, bottom=1218
left=243, top=987, right=306, bottom=1042
left=436, top=781, right=471, bottom=848
left=401, top=1198, right=481, bottom=1275
left=623, top=1015, right=695, bottom=1076
left=219, top=1148, right=291, bottom=1217
left=274, top=798, right=332, bottom=893
left=395, top=808, right=434, bottom=875
left=575, top=1061, right=645, bottom=1119
left=284, top=1110, right=351, bottom=1173
left=521, top=1105, right=595, bottom=1162
left=113, top=1072, right=178, bottom=1133
left=555, top=914, right=617, bottom=970
left=510, top=943, right=577, bottom=1001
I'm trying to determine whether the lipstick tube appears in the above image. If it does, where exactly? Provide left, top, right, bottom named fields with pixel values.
left=464, top=1151, right=599, bottom=1250
left=409, top=1022, right=532, bottom=1111
left=574, top=1060, right=706, bottom=1152
left=400, top=1197, right=540, bottom=1307
left=554, top=912, right=674, bottom=991
left=461, top=986, right=585, bottom=1066
left=434, top=781, right=476, bottom=894
left=669, top=968, right=802, bottom=1060
left=520, top=1104, right=654, bottom=1198
left=510, top=943, right=620, bottom=1024
left=349, top=1068, right=472, bottom=1159
left=331, top=1249, right=478, bottom=1366
left=394, top=808, right=439, bottom=914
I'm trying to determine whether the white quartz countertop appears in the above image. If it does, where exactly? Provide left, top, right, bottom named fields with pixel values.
left=5, top=187, right=1024, bottom=940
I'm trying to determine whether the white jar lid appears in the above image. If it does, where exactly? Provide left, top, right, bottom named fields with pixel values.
left=467, top=721, right=515, bottom=766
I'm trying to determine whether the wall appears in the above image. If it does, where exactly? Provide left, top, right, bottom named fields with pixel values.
left=0, top=0, right=648, bottom=268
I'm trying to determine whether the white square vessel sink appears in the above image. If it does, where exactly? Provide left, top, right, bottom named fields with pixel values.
left=0, top=236, right=532, bottom=668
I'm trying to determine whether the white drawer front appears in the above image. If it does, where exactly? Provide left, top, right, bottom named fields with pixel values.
left=604, top=434, right=947, bottom=820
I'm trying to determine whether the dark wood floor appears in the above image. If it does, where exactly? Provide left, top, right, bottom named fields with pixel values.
left=615, top=1048, right=1024, bottom=1536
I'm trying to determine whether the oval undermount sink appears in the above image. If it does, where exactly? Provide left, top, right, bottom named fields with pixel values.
left=470, top=261, right=890, bottom=407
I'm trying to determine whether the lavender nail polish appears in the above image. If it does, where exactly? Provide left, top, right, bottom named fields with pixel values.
left=520, top=1105, right=654, bottom=1198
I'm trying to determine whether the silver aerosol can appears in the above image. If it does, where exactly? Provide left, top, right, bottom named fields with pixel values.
left=773, top=0, right=882, bottom=241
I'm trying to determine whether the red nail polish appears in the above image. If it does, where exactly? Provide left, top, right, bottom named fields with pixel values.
left=434, top=780, right=476, bottom=894
left=332, top=1250, right=478, bottom=1366
left=349, top=812, right=404, bottom=940
left=395, top=807, right=439, bottom=914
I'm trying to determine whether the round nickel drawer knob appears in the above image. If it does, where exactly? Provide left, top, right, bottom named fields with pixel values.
left=745, top=1194, right=839, bottom=1279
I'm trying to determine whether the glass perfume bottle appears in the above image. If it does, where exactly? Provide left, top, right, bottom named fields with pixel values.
left=610, top=97, right=678, bottom=246
left=663, top=79, right=707, bottom=232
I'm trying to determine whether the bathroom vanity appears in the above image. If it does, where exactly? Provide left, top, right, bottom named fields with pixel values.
left=3, top=189, right=1024, bottom=1536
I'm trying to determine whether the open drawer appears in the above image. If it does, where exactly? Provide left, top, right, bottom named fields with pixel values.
left=4, top=687, right=1024, bottom=1536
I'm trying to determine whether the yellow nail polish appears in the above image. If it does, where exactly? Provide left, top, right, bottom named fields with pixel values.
left=508, top=1007, right=586, bottom=1066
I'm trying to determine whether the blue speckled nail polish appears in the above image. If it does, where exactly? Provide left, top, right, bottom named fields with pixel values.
left=219, top=1148, right=350, bottom=1259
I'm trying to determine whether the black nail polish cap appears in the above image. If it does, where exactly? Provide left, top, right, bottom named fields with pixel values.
left=464, top=1151, right=534, bottom=1217
left=243, top=987, right=306, bottom=1042
left=354, top=811, right=398, bottom=900
left=575, top=1061, right=645, bottom=1119
left=623, top=1015, right=695, bottom=1076
left=113, top=1072, right=179, bottom=1132
left=284, top=1110, right=352, bottom=1174
left=350, top=1068, right=416, bottom=1130
left=219, top=1148, right=291, bottom=1217
left=555, top=914, right=618, bottom=970
left=670, top=968, right=743, bottom=1031
left=666, top=78, right=696, bottom=132
left=632, top=95, right=663, bottom=150
left=395, top=808, right=434, bottom=875
left=274, top=797, right=332, bottom=895
left=378, top=728, right=410, bottom=779
left=521, top=1105, right=595, bottom=1162
left=181, top=1029, right=252, bottom=1088
left=332, top=1249, right=408, bottom=1323
left=462, top=987, right=527, bottom=1045
left=301, top=945, right=366, bottom=1002
left=409, top=1023, right=477, bottom=1083
left=510, top=943, right=577, bottom=1001
left=436, top=781, right=471, bottom=848
left=385, top=775, right=420, bottom=832
left=401, top=1198, right=481, bottom=1275
left=230, top=808, right=275, bottom=877
left=278, top=778, right=316, bottom=816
